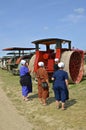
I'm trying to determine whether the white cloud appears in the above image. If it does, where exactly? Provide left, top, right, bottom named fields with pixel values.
left=66, top=14, right=84, bottom=23
left=74, top=8, right=85, bottom=14
left=60, top=7, right=85, bottom=23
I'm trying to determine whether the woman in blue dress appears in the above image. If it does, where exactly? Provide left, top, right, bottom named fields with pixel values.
left=19, top=60, right=32, bottom=101
left=52, top=62, right=69, bottom=110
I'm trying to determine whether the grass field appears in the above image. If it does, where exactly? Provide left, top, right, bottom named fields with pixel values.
left=0, top=69, right=86, bottom=130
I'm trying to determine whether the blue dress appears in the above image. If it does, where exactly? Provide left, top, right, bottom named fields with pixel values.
left=52, top=70, right=69, bottom=102
left=19, top=66, right=32, bottom=96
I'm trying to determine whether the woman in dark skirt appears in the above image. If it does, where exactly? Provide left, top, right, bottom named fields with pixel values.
left=52, top=62, right=69, bottom=110
left=19, top=60, right=32, bottom=101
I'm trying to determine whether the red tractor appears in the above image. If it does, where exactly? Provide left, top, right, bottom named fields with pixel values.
left=29, top=38, right=84, bottom=83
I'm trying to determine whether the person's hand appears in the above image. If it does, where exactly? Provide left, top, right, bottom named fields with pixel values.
left=51, top=77, right=54, bottom=81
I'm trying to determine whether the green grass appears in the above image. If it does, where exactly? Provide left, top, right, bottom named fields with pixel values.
left=0, top=68, right=86, bottom=130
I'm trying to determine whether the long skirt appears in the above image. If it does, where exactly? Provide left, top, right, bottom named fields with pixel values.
left=53, top=87, right=69, bottom=102
left=38, top=83, right=49, bottom=99
left=22, top=85, right=32, bottom=96
left=20, top=75, right=32, bottom=96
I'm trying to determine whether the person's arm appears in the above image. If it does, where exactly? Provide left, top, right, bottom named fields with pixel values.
left=45, top=79, right=49, bottom=86
left=28, top=68, right=31, bottom=73
left=51, top=72, right=55, bottom=81
left=44, top=69, right=49, bottom=86
left=65, top=79, right=69, bottom=89
left=65, top=72, right=69, bottom=89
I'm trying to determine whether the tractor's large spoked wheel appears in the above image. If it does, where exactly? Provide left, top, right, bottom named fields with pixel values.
left=61, top=51, right=83, bottom=83
left=83, top=64, right=86, bottom=76
left=29, top=54, right=36, bottom=79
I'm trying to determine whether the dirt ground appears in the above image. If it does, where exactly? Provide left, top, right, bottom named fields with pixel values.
left=0, top=71, right=86, bottom=130
left=0, top=79, right=33, bottom=130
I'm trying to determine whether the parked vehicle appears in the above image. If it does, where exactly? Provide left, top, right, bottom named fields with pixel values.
left=2, top=47, right=35, bottom=75
left=29, top=38, right=84, bottom=83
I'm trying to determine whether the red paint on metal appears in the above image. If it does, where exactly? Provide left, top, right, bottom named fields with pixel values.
left=56, top=49, right=61, bottom=59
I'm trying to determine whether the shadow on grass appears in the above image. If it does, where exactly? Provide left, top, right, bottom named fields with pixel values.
left=47, top=98, right=77, bottom=107
left=66, top=99, right=77, bottom=108
left=47, top=97, right=55, bottom=105
left=29, top=93, right=38, bottom=99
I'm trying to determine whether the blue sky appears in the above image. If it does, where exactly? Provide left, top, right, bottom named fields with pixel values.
left=0, top=0, right=86, bottom=56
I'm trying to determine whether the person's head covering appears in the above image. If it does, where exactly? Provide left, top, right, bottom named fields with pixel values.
left=20, top=60, right=26, bottom=65
left=38, top=61, right=44, bottom=67
left=58, top=62, right=65, bottom=68
left=54, top=58, right=59, bottom=62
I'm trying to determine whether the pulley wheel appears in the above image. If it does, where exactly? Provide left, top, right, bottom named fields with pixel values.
left=61, top=51, right=83, bottom=83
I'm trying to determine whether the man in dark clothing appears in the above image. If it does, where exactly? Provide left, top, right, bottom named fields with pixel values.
left=54, top=58, right=59, bottom=71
